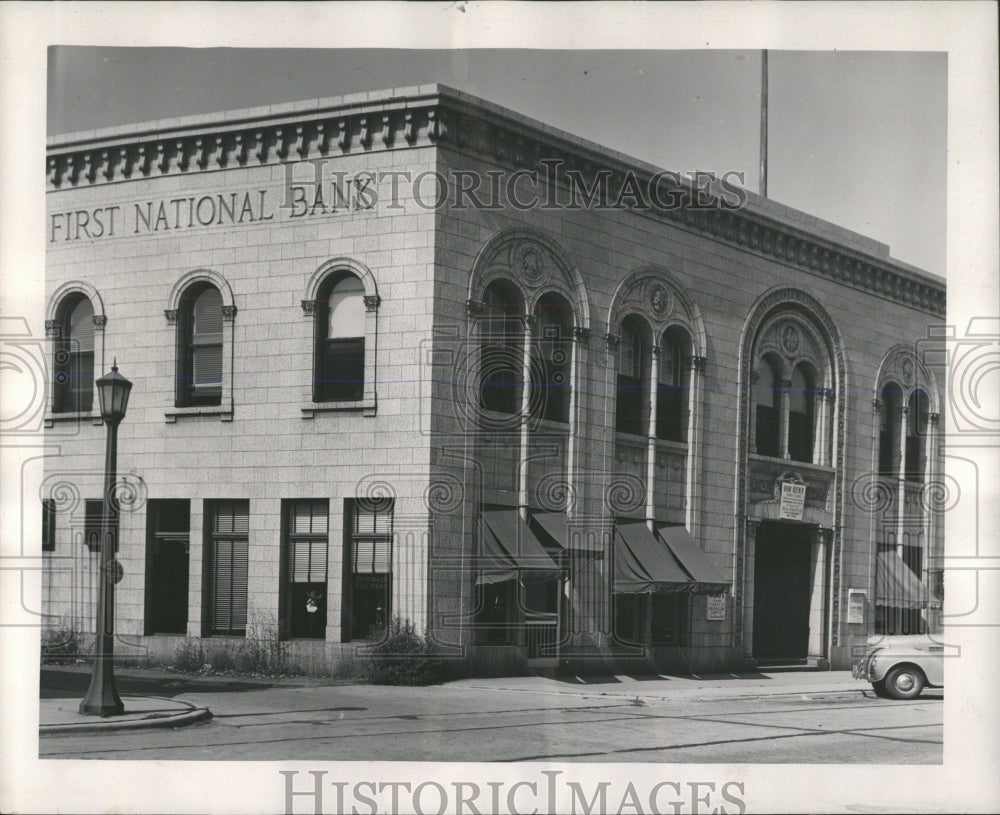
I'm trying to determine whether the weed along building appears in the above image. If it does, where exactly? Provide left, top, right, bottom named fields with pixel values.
left=42, top=84, right=947, bottom=677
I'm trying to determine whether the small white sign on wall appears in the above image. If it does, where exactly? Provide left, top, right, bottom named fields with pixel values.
left=847, top=589, right=866, bottom=624
left=706, top=594, right=727, bottom=621
left=779, top=481, right=806, bottom=520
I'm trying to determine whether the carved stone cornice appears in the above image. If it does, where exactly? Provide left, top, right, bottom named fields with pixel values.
left=47, top=85, right=945, bottom=317
left=301, top=299, right=318, bottom=317
left=363, top=294, right=381, bottom=313
left=92, top=315, right=107, bottom=329
left=163, top=309, right=177, bottom=325
left=221, top=304, right=238, bottom=321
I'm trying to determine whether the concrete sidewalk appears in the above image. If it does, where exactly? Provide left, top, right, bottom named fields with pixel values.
left=39, top=667, right=868, bottom=735
left=448, top=669, right=867, bottom=705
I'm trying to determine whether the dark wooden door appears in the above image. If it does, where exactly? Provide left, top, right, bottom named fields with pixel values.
left=752, top=524, right=812, bottom=659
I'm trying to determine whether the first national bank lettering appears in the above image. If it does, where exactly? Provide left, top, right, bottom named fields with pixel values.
left=49, top=189, right=275, bottom=242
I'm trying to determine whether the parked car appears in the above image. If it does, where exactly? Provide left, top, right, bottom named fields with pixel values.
left=852, top=634, right=944, bottom=699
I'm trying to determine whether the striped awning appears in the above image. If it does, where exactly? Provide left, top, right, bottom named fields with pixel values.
left=613, top=521, right=691, bottom=593
left=876, top=551, right=941, bottom=610
left=477, top=509, right=561, bottom=585
left=656, top=525, right=729, bottom=594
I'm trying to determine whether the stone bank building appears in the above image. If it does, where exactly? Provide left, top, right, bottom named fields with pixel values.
left=42, top=85, right=946, bottom=675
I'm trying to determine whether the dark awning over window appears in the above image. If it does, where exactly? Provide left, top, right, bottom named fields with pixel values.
left=876, top=551, right=941, bottom=610
left=613, top=521, right=691, bottom=593
left=531, top=512, right=605, bottom=554
left=656, top=525, right=729, bottom=594
left=477, top=509, right=561, bottom=585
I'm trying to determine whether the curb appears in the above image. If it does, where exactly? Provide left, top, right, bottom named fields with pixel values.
left=40, top=700, right=213, bottom=735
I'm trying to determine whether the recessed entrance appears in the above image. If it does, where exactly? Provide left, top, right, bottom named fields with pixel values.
left=752, top=521, right=813, bottom=660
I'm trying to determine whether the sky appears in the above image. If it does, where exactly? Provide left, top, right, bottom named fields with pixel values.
left=47, top=47, right=947, bottom=276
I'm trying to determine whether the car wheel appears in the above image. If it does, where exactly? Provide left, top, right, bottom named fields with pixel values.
left=884, top=665, right=925, bottom=700
left=871, top=679, right=891, bottom=699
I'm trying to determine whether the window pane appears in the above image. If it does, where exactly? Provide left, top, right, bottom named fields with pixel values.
left=58, top=297, right=95, bottom=413
left=193, top=287, right=223, bottom=336
left=328, top=276, right=365, bottom=339
left=789, top=366, right=814, bottom=463
left=192, top=344, right=223, bottom=387
left=320, top=337, right=364, bottom=401
left=68, top=298, right=95, bottom=352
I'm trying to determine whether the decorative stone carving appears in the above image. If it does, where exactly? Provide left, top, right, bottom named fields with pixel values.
left=301, top=300, right=317, bottom=317
left=512, top=240, right=547, bottom=287
left=780, top=322, right=800, bottom=354
left=649, top=283, right=669, bottom=318
left=363, top=295, right=381, bottom=313
left=221, top=305, right=238, bottom=321
left=164, top=309, right=178, bottom=325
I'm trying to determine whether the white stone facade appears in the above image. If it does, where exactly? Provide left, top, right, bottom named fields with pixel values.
left=43, top=85, right=946, bottom=675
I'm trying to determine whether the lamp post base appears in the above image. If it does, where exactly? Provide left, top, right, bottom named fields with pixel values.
left=79, top=665, right=124, bottom=717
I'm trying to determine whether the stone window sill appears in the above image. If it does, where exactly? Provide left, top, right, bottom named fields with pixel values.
left=165, top=405, right=233, bottom=423
left=302, top=399, right=376, bottom=418
left=45, top=411, right=103, bottom=428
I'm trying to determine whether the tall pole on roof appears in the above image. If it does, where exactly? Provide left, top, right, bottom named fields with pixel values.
left=760, top=49, right=768, bottom=198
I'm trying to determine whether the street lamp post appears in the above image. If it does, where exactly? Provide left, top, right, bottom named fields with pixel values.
left=79, top=360, right=132, bottom=716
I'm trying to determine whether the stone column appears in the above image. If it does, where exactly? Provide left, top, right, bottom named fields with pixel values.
left=896, top=403, right=910, bottom=557
left=646, top=345, right=660, bottom=531
left=518, top=313, right=534, bottom=520
left=815, top=388, right=834, bottom=466
left=739, top=518, right=761, bottom=657
left=685, top=355, right=707, bottom=538
left=565, top=327, right=590, bottom=519
left=780, top=378, right=792, bottom=459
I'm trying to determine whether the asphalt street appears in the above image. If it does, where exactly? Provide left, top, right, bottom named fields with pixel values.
left=39, top=667, right=942, bottom=763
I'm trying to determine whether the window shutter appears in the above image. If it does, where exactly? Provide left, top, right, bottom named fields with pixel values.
left=192, top=344, right=223, bottom=387
left=209, top=501, right=249, bottom=635
left=354, top=502, right=392, bottom=536
left=68, top=298, right=95, bottom=352
left=213, top=538, right=234, bottom=632
left=287, top=500, right=328, bottom=584
left=290, top=538, right=327, bottom=583
left=354, top=537, right=392, bottom=574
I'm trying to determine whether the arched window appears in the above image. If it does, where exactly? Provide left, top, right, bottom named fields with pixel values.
left=879, top=383, right=902, bottom=476
left=54, top=294, right=95, bottom=413
left=177, top=283, right=223, bottom=407
left=657, top=329, right=689, bottom=443
left=479, top=281, right=524, bottom=415
left=616, top=316, right=650, bottom=436
left=754, top=357, right=781, bottom=457
left=315, top=273, right=365, bottom=402
left=788, top=364, right=815, bottom=463
left=532, top=292, right=573, bottom=423
left=905, top=390, right=928, bottom=481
